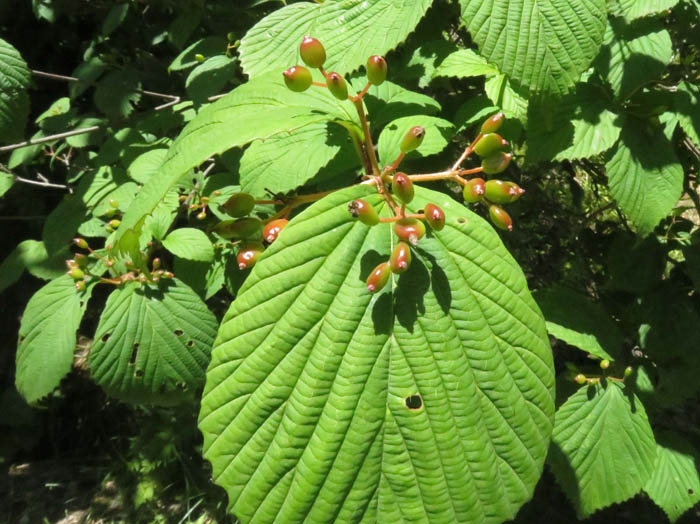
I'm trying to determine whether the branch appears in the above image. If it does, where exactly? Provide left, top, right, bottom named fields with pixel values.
left=0, top=126, right=101, bottom=153
left=13, top=174, right=69, bottom=190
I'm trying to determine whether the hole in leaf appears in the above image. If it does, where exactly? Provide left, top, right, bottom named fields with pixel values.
left=689, top=488, right=694, bottom=495
left=186, top=340, right=194, bottom=348
left=101, top=333, right=111, bottom=343
left=174, top=329, right=184, bottom=336
left=405, top=394, right=423, bottom=410
left=129, top=343, right=139, bottom=365
left=18, top=336, right=25, bottom=344
left=135, top=369, right=144, bottom=378
left=456, top=217, right=467, bottom=224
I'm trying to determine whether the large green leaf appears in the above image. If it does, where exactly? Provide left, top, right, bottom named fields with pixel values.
left=548, top=382, right=657, bottom=518
left=15, top=276, right=94, bottom=404
left=459, top=0, right=607, bottom=94
left=0, top=239, right=69, bottom=294
left=432, top=49, right=499, bottom=79
left=644, top=431, right=700, bottom=523
left=483, top=74, right=529, bottom=123
left=238, top=0, right=433, bottom=78
left=610, top=0, right=680, bottom=22
left=377, top=115, right=455, bottom=166
left=0, top=37, right=31, bottom=142
left=114, top=72, right=357, bottom=249
left=605, top=119, right=683, bottom=236
left=163, top=227, right=214, bottom=262
left=89, top=279, right=217, bottom=405
left=676, top=81, right=700, bottom=148
left=199, top=184, right=555, bottom=523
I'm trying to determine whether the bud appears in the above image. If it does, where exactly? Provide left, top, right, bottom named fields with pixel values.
left=366, top=55, right=387, bottom=85
left=389, top=242, right=412, bottom=274
left=481, top=152, right=512, bottom=175
left=283, top=65, right=313, bottom=92
left=300, top=36, right=326, bottom=68
left=463, top=178, right=485, bottom=203
left=263, top=218, right=289, bottom=244
left=488, top=204, right=513, bottom=231
left=213, top=217, right=263, bottom=239
left=473, top=133, right=508, bottom=157
left=484, top=179, right=521, bottom=204
left=481, top=112, right=505, bottom=134
left=221, top=192, right=255, bottom=218
left=348, top=199, right=379, bottom=226
left=327, top=72, right=348, bottom=100
left=574, top=373, right=587, bottom=385
left=367, top=262, right=391, bottom=293
left=73, top=237, right=89, bottom=250
left=400, top=126, right=425, bottom=154
left=237, top=241, right=265, bottom=270
left=152, top=258, right=161, bottom=270
left=394, top=218, right=426, bottom=246
left=424, top=203, right=445, bottom=231
left=391, top=173, right=414, bottom=204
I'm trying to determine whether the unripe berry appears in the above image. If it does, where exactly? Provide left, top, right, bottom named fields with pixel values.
left=73, top=237, right=88, bottom=250
left=394, top=218, right=426, bottom=246
left=489, top=204, right=513, bottom=231
left=389, top=242, right=412, bottom=274
left=484, top=179, right=522, bottom=204
left=197, top=210, right=207, bottom=220
left=481, top=152, right=512, bottom=175
left=574, top=373, right=587, bottom=385
left=103, top=208, right=117, bottom=218
left=213, top=217, right=263, bottom=239
left=75, top=280, right=87, bottom=292
left=283, top=65, right=313, bottom=92
left=195, top=53, right=205, bottom=63
left=108, top=219, right=121, bottom=229
left=109, top=198, right=119, bottom=208
left=400, top=126, right=425, bottom=154
left=367, top=262, right=391, bottom=293
left=392, top=172, right=414, bottom=204
left=327, top=72, right=348, bottom=100
left=600, top=359, right=610, bottom=370
left=481, top=112, right=505, bottom=134
left=366, top=55, right=387, bottom=85
left=152, top=258, right=161, bottom=270
left=348, top=199, right=379, bottom=226
left=221, top=192, right=255, bottom=217
left=424, top=203, right=445, bottom=231
left=463, top=178, right=485, bottom=203
left=237, top=241, right=264, bottom=270
left=473, top=133, right=508, bottom=157
left=263, top=218, right=288, bottom=244
left=624, top=366, right=633, bottom=377
left=68, top=267, right=85, bottom=280
left=300, top=36, right=326, bottom=68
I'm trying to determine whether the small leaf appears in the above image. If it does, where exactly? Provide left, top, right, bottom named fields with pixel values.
left=549, top=382, right=657, bottom=518
left=169, top=36, right=227, bottom=72
left=101, top=3, right=129, bottom=36
left=174, top=250, right=227, bottom=300
left=0, top=37, right=31, bottom=142
left=378, top=115, right=455, bottom=166
left=675, top=81, right=700, bottom=148
left=163, top=228, right=214, bottom=262
left=69, top=57, right=107, bottom=99
left=89, top=279, right=217, bottom=405
left=0, top=171, right=13, bottom=197
left=610, top=0, right=680, bottom=22
left=644, top=431, right=700, bottom=522
left=432, top=48, right=499, bottom=79
left=15, top=276, right=94, bottom=404
left=484, top=73, right=528, bottom=122
left=95, top=69, right=142, bottom=120
left=185, top=55, right=237, bottom=103
left=127, top=148, right=168, bottom=184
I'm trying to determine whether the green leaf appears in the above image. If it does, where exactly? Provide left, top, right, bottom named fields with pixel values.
left=163, top=228, right=214, bottom=262
left=594, top=19, right=673, bottom=101
left=377, top=115, right=455, bottom=166
left=69, top=57, right=107, bottom=99
left=432, top=48, right=499, bottom=79
left=534, top=285, right=623, bottom=361
left=459, top=0, right=608, bottom=94
left=606, top=233, right=665, bottom=294
left=0, top=171, right=13, bottom=197
left=453, top=95, right=499, bottom=132
left=169, top=36, right=227, bottom=72
left=610, top=0, right=680, bottom=22
left=240, top=121, right=360, bottom=197
left=0, top=239, right=70, bottom=293
left=676, top=81, right=700, bottom=148
left=0, top=38, right=31, bottom=142
left=549, top=382, right=657, bottom=518
left=239, top=0, right=433, bottom=78
left=397, top=39, right=459, bottom=88
left=185, top=55, right=238, bottom=103
left=174, top=251, right=227, bottom=300
left=89, top=279, right=217, bottom=405
left=101, top=3, right=129, bottom=36
left=483, top=74, right=529, bottom=122
left=114, top=72, right=357, bottom=248
left=199, top=184, right=554, bottom=523
left=644, top=431, right=700, bottom=523
left=15, top=276, right=94, bottom=404
left=35, top=97, right=71, bottom=124
left=127, top=148, right=168, bottom=184
left=95, top=69, right=142, bottom=120
left=526, top=84, right=621, bottom=163
left=605, top=119, right=683, bottom=236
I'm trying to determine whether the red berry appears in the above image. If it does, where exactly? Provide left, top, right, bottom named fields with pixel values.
left=481, top=112, right=505, bottom=134
left=392, top=172, right=414, bottom=204
left=424, top=203, right=445, bottom=231
left=348, top=199, right=379, bottom=226
left=463, top=178, right=485, bottom=203
left=366, top=55, right=387, bottom=85
left=283, top=65, right=312, bottom=92
left=327, top=72, right=348, bottom=100
left=263, top=218, right=289, bottom=244
left=300, top=36, right=326, bottom=68
left=489, top=204, right=513, bottom=231
left=394, top=218, right=426, bottom=246
left=237, top=241, right=264, bottom=270
left=389, top=242, right=412, bottom=274
left=400, top=126, right=425, bottom=154
left=367, top=262, right=391, bottom=293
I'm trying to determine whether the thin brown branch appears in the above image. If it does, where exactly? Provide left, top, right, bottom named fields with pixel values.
left=0, top=126, right=101, bottom=153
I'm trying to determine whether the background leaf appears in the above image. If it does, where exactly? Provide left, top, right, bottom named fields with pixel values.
left=432, top=48, right=498, bottom=79
left=163, top=228, right=214, bottom=262
left=610, top=0, right=681, bottom=22
left=377, top=115, right=455, bottom=166
left=0, top=37, right=30, bottom=142
left=199, top=184, right=554, bottom=523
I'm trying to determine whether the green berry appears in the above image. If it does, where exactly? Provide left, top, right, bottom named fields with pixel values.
left=73, top=238, right=88, bottom=250
left=463, top=178, right=485, bottom=203
left=283, top=65, right=312, bottom=92
left=108, top=219, right=121, bottom=229
left=481, top=152, right=512, bottom=175
left=424, top=203, right=445, bottom=231
left=574, top=373, right=587, bottom=385
left=389, top=242, right=412, bottom=274
left=300, top=36, right=326, bottom=68
left=394, top=218, right=426, bottom=246
left=348, top=199, right=379, bottom=226
left=237, top=241, right=264, bottom=270
left=392, top=172, right=414, bottom=204
left=327, top=72, right=348, bottom=100
left=600, top=359, right=611, bottom=370
left=68, top=267, right=85, bottom=280
left=624, top=366, right=633, bottom=377
left=484, top=179, right=521, bottom=205
left=75, top=280, right=87, bottom=292
left=221, top=192, right=255, bottom=218
left=481, top=112, right=505, bottom=134
left=195, top=53, right=205, bottom=63
left=366, top=55, right=387, bottom=85
left=473, top=133, right=508, bottom=157
left=367, top=262, right=391, bottom=293
left=489, top=204, right=513, bottom=231
left=196, top=210, right=207, bottom=220
left=152, top=258, right=161, bottom=270
left=263, top=218, right=288, bottom=244
left=213, top=217, right=263, bottom=239
left=400, top=126, right=425, bottom=154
